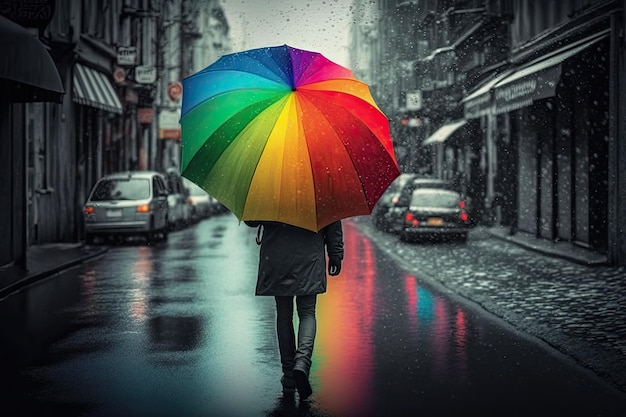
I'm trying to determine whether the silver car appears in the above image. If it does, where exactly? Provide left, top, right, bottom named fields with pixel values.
left=165, top=167, right=192, bottom=230
left=182, top=177, right=214, bottom=221
left=83, top=171, right=169, bottom=244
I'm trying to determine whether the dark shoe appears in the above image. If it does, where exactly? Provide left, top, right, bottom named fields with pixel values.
left=281, top=375, right=296, bottom=396
left=293, top=369, right=312, bottom=399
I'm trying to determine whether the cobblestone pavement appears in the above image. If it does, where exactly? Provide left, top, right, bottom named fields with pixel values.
left=351, top=217, right=626, bottom=393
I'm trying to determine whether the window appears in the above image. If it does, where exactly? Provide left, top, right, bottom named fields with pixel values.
left=92, top=178, right=151, bottom=201
left=410, top=189, right=461, bottom=208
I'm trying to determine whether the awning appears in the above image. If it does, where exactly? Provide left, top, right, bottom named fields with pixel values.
left=421, top=21, right=484, bottom=63
left=462, top=69, right=514, bottom=119
left=422, top=46, right=454, bottom=62
left=454, top=20, right=485, bottom=47
left=423, top=120, right=467, bottom=145
left=494, top=30, right=609, bottom=114
left=73, top=63, right=123, bottom=114
left=0, top=15, right=64, bottom=102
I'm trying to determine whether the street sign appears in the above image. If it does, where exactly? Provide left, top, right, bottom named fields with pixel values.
left=135, top=66, right=156, bottom=84
left=117, top=46, right=137, bottom=66
left=113, top=68, right=126, bottom=84
left=159, top=109, right=181, bottom=140
left=406, top=91, right=422, bottom=110
left=168, top=82, right=183, bottom=101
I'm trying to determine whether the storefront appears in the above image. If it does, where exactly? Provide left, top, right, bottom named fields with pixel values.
left=0, top=14, right=64, bottom=268
left=493, top=31, right=611, bottom=252
left=457, top=1, right=625, bottom=264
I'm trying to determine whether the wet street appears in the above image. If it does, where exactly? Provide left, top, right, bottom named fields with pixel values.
left=1, top=214, right=625, bottom=417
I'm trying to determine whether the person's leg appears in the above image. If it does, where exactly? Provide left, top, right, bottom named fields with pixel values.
left=275, top=296, right=296, bottom=393
left=293, top=294, right=317, bottom=399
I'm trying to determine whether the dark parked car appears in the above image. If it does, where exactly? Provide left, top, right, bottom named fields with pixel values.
left=371, top=173, right=419, bottom=232
left=374, top=176, right=461, bottom=234
left=399, top=187, right=471, bottom=243
left=83, top=171, right=169, bottom=244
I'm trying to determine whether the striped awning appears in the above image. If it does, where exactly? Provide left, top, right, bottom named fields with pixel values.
left=73, top=63, right=123, bottom=114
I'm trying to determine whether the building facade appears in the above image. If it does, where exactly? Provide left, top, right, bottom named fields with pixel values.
left=354, top=0, right=626, bottom=265
left=158, top=0, right=230, bottom=171
left=0, top=2, right=64, bottom=268
left=0, top=0, right=229, bottom=270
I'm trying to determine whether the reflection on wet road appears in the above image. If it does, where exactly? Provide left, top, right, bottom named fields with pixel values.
left=314, top=222, right=492, bottom=416
left=0, top=214, right=624, bottom=417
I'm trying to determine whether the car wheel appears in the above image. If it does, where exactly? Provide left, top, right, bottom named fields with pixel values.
left=145, top=218, right=157, bottom=245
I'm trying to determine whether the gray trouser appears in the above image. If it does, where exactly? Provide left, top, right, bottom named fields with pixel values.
left=274, top=294, right=317, bottom=377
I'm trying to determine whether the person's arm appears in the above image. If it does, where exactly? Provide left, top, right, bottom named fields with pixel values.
left=323, top=221, right=344, bottom=275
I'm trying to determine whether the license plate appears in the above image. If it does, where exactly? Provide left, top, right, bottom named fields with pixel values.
left=106, top=209, right=122, bottom=218
left=427, top=217, right=443, bottom=226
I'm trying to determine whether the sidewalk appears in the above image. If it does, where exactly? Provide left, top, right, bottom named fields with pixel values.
left=0, top=243, right=108, bottom=300
left=486, top=225, right=609, bottom=266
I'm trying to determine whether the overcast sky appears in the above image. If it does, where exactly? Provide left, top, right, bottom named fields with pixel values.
left=221, top=0, right=354, bottom=67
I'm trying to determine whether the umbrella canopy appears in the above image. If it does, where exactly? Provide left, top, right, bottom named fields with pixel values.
left=180, top=44, right=400, bottom=232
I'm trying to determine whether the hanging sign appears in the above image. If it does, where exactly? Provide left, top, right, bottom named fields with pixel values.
left=135, top=66, right=156, bottom=84
left=113, top=67, right=126, bottom=84
left=406, top=91, right=422, bottom=111
left=0, top=0, right=55, bottom=29
left=117, top=46, right=137, bottom=66
left=168, top=82, right=183, bottom=101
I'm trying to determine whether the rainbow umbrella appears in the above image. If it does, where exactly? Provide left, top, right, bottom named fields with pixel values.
left=180, top=44, right=400, bottom=232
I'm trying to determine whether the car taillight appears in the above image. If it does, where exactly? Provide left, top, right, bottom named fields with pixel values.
left=137, top=204, right=151, bottom=213
left=84, top=206, right=95, bottom=215
left=405, top=212, right=419, bottom=227
left=459, top=200, right=469, bottom=222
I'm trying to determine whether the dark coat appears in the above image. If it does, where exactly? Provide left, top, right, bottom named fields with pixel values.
left=245, top=221, right=344, bottom=296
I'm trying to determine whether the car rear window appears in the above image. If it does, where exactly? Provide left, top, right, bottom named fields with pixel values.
left=410, top=188, right=460, bottom=208
left=91, top=178, right=151, bottom=201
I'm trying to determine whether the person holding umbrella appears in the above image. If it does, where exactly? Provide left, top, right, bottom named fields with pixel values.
left=245, top=220, right=344, bottom=399
left=180, top=44, right=398, bottom=398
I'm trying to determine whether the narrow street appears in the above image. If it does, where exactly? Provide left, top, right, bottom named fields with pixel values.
left=1, top=214, right=624, bottom=417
